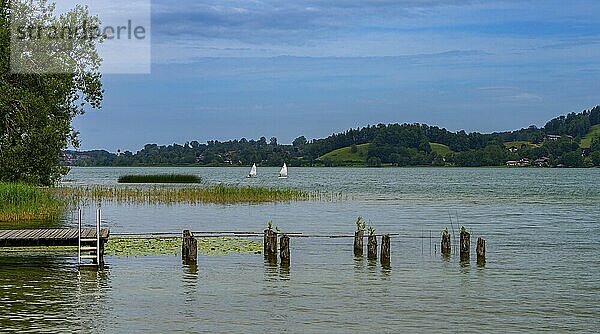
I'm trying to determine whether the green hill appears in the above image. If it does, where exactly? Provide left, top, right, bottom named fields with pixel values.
left=580, top=124, right=600, bottom=148
left=317, top=143, right=370, bottom=163
left=429, top=143, right=453, bottom=157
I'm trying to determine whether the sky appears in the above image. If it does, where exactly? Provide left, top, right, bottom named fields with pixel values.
left=71, top=0, right=600, bottom=151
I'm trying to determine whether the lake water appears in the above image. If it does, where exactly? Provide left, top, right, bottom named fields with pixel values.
left=1, top=167, right=599, bottom=333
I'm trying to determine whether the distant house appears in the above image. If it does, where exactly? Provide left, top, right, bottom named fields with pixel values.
left=506, top=158, right=531, bottom=167
left=533, top=157, right=550, bottom=167
left=544, top=134, right=562, bottom=141
left=518, top=158, right=531, bottom=167
left=544, top=134, right=573, bottom=142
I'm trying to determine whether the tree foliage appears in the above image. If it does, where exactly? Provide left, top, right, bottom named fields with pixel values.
left=0, top=0, right=102, bottom=185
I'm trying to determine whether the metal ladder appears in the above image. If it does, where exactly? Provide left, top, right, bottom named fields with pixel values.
left=78, top=208, right=102, bottom=266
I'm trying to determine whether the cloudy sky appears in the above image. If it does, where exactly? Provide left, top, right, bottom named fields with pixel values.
left=72, top=0, right=600, bottom=151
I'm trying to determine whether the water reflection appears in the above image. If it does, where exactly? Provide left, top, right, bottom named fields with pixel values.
left=441, top=253, right=451, bottom=262
left=0, top=255, right=109, bottom=333
left=353, top=255, right=364, bottom=271
left=264, top=255, right=279, bottom=281
left=263, top=256, right=292, bottom=281
left=279, top=263, right=290, bottom=280
left=182, top=263, right=198, bottom=283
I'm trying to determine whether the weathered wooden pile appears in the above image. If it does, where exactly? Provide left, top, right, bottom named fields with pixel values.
left=181, top=227, right=487, bottom=267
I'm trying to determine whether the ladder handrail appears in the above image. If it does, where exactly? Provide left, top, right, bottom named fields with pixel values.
left=77, top=207, right=101, bottom=267
left=77, top=208, right=82, bottom=264
left=96, top=208, right=101, bottom=263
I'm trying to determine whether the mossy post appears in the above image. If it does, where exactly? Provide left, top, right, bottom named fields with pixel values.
left=280, top=235, right=290, bottom=265
left=182, top=230, right=197, bottom=265
left=460, top=230, right=470, bottom=262
left=263, top=229, right=278, bottom=257
left=441, top=230, right=451, bottom=256
left=367, top=235, right=378, bottom=260
left=476, top=237, right=486, bottom=266
left=380, top=235, right=390, bottom=265
left=354, top=230, right=364, bottom=256
left=263, top=229, right=269, bottom=254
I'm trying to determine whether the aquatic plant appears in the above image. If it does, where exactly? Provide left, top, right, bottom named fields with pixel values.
left=104, top=237, right=262, bottom=256
left=118, top=174, right=201, bottom=184
left=355, top=216, right=366, bottom=231
left=51, top=184, right=309, bottom=205
left=0, top=182, right=64, bottom=222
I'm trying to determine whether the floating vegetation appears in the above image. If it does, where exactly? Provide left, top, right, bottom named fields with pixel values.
left=0, top=182, right=65, bottom=222
left=51, top=184, right=310, bottom=205
left=118, top=174, right=202, bottom=184
left=105, top=237, right=262, bottom=257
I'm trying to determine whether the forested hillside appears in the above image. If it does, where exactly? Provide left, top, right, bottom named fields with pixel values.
left=69, top=106, right=600, bottom=168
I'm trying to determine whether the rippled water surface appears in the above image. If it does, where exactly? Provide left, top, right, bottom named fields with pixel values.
left=1, top=167, right=599, bottom=333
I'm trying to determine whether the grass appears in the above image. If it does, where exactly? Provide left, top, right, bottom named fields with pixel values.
left=0, top=182, right=64, bottom=222
left=51, top=184, right=310, bottom=205
left=317, top=143, right=370, bottom=164
left=104, top=237, right=262, bottom=256
left=504, top=141, right=539, bottom=149
left=429, top=143, right=453, bottom=157
left=118, top=174, right=201, bottom=184
left=580, top=124, right=600, bottom=148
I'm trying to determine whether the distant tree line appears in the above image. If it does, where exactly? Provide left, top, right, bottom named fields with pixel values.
left=70, top=106, right=600, bottom=168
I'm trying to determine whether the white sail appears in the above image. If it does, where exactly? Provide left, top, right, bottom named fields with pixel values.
left=248, top=163, right=257, bottom=177
left=279, top=163, right=288, bottom=178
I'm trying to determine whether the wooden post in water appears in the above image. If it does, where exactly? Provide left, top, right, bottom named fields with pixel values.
left=476, top=237, right=486, bottom=265
left=182, top=230, right=197, bottom=265
left=459, top=230, right=470, bottom=262
left=380, top=235, right=390, bottom=265
left=354, top=230, right=364, bottom=256
left=367, top=235, right=378, bottom=260
left=263, top=229, right=270, bottom=255
left=280, top=235, right=290, bottom=265
left=263, top=229, right=278, bottom=257
left=441, top=230, right=451, bottom=255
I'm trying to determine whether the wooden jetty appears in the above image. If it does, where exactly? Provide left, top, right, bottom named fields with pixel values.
left=0, top=228, right=109, bottom=247
left=0, top=208, right=110, bottom=267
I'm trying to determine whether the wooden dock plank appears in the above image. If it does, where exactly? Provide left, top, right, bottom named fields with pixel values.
left=0, top=228, right=110, bottom=248
left=2, top=230, right=23, bottom=239
left=23, top=230, right=39, bottom=239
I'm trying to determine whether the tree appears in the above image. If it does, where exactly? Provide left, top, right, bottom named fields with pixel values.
left=292, top=136, right=307, bottom=147
left=591, top=136, right=600, bottom=153
left=590, top=151, right=600, bottom=166
left=367, top=156, right=381, bottom=167
left=0, top=0, right=103, bottom=185
left=559, top=151, right=584, bottom=167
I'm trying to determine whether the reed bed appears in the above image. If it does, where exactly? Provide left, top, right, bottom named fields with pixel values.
left=118, top=174, right=202, bottom=184
left=0, top=182, right=64, bottom=222
left=51, top=184, right=310, bottom=205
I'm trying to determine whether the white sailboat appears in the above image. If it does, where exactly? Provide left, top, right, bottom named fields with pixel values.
left=247, top=163, right=257, bottom=178
left=278, top=163, right=288, bottom=179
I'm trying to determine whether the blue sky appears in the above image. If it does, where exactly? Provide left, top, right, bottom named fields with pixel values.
left=73, top=0, right=600, bottom=151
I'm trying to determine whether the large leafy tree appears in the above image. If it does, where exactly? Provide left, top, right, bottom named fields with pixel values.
left=0, top=0, right=102, bottom=185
